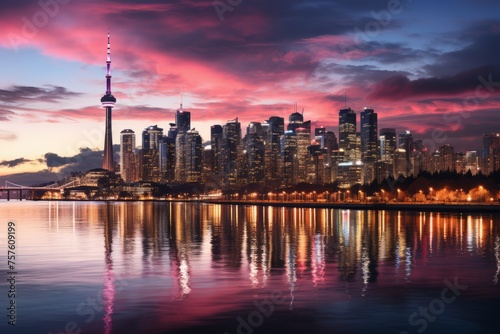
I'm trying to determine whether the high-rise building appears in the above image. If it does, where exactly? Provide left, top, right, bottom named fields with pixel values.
left=378, top=128, right=397, bottom=181
left=315, top=127, right=338, bottom=183
left=411, top=139, right=428, bottom=176
left=438, top=144, right=455, bottom=172
left=379, top=128, right=397, bottom=162
left=281, top=130, right=297, bottom=187
left=296, top=127, right=310, bottom=183
left=454, top=152, right=466, bottom=174
left=222, top=118, right=241, bottom=187
left=465, top=151, right=478, bottom=175
left=141, top=125, right=163, bottom=182
left=360, top=108, right=379, bottom=162
left=158, top=123, right=178, bottom=183
left=339, top=108, right=357, bottom=162
left=287, top=108, right=303, bottom=133
left=175, top=129, right=202, bottom=183
left=360, top=108, right=379, bottom=183
left=306, top=143, right=325, bottom=184
left=394, top=148, right=407, bottom=177
left=245, top=122, right=265, bottom=184
left=287, top=106, right=311, bottom=134
left=202, top=145, right=212, bottom=184
left=337, top=161, right=363, bottom=188
left=481, top=133, right=500, bottom=174
left=175, top=105, right=191, bottom=133
left=120, top=129, right=136, bottom=183
left=263, top=116, right=284, bottom=183
left=398, top=130, right=414, bottom=176
left=159, top=136, right=176, bottom=183
left=101, top=32, right=116, bottom=171
left=210, top=125, right=224, bottom=179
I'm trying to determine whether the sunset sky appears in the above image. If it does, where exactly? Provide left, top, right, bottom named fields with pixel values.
left=0, top=0, right=499, bottom=183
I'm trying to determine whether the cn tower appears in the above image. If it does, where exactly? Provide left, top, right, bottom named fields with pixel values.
left=101, top=32, right=116, bottom=171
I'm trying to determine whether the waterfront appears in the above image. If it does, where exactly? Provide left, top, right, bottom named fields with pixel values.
left=0, top=201, right=499, bottom=334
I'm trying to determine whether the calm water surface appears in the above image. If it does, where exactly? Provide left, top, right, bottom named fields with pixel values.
left=0, top=201, right=499, bottom=334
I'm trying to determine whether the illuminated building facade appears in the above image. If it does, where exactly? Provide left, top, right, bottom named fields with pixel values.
left=120, top=129, right=137, bottom=183
left=339, top=108, right=357, bottom=162
left=175, top=129, right=202, bottom=183
left=141, top=125, right=163, bottom=182
left=398, top=130, right=414, bottom=176
left=263, top=116, right=284, bottom=183
left=222, top=118, right=241, bottom=187
left=210, top=125, right=223, bottom=179
left=245, top=122, right=265, bottom=184
left=481, top=133, right=500, bottom=174
left=296, top=127, right=310, bottom=183
left=281, top=130, right=297, bottom=187
left=360, top=108, right=379, bottom=183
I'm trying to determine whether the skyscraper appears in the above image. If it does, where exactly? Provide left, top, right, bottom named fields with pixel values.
left=481, top=133, right=500, bottom=174
left=398, top=130, right=414, bottom=176
left=315, top=127, right=337, bottom=183
left=159, top=135, right=176, bottom=183
left=263, top=116, right=284, bottom=183
left=360, top=108, right=378, bottom=183
left=120, top=129, right=136, bottom=183
left=101, top=32, right=116, bottom=171
left=175, top=105, right=191, bottom=133
left=245, top=122, right=265, bottom=184
left=437, top=144, right=455, bottom=172
left=296, top=127, right=310, bottom=183
left=281, top=130, right=297, bottom=186
left=222, top=118, right=241, bottom=187
left=210, top=125, right=223, bottom=178
left=287, top=107, right=303, bottom=133
left=465, top=151, right=478, bottom=175
left=339, top=108, right=357, bottom=162
left=141, top=125, right=163, bottom=182
left=175, top=129, right=202, bottom=183
left=360, top=108, right=379, bottom=163
left=379, top=128, right=396, bottom=162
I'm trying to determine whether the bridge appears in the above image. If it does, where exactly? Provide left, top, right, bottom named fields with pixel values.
left=0, top=180, right=79, bottom=201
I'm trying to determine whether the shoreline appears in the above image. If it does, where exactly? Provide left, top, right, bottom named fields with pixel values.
left=6, top=198, right=500, bottom=213
left=201, top=200, right=500, bottom=213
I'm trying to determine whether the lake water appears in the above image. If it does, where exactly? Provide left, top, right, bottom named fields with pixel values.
left=0, top=201, right=499, bottom=334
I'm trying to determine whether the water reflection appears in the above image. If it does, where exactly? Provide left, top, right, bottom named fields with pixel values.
left=46, top=203, right=500, bottom=291
left=8, top=201, right=499, bottom=334
left=495, top=236, right=500, bottom=285
left=103, top=204, right=115, bottom=334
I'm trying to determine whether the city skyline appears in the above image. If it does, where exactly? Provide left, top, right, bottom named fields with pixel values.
left=1, top=0, right=500, bottom=182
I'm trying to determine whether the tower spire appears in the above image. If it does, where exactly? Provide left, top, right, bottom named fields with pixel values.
left=101, top=31, right=117, bottom=171
left=106, top=31, right=112, bottom=95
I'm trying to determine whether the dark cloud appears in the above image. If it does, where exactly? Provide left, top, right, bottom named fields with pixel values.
left=358, top=42, right=439, bottom=65
left=108, top=0, right=400, bottom=83
left=425, top=20, right=500, bottom=77
left=0, top=158, right=32, bottom=168
left=0, top=85, right=80, bottom=104
left=44, top=153, right=76, bottom=168
left=367, top=65, right=500, bottom=101
left=43, top=146, right=120, bottom=174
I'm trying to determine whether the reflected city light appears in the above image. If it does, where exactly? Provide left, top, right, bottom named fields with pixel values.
left=3, top=201, right=500, bottom=333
